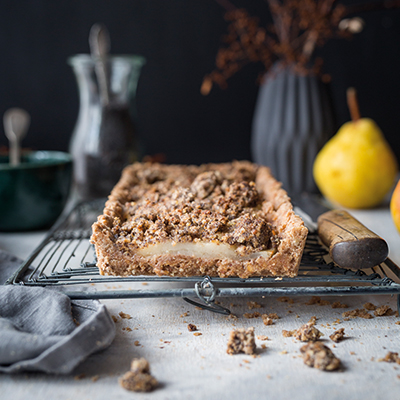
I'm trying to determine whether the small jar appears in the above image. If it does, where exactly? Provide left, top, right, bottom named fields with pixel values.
left=68, top=54, right=145, bottom=200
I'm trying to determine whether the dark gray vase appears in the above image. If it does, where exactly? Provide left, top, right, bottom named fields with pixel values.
left=251, top=65, right=336, bottom=195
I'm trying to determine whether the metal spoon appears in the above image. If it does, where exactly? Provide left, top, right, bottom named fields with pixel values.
left=3, top=108, right=30, bottom=166
left=89, top=23, right=111, bottom=106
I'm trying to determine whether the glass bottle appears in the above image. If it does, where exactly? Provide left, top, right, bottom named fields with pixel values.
left=68, top=54, right=145, bottom=200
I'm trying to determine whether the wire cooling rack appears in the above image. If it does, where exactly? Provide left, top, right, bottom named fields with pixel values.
left=6, top=199, right=400, bottom=314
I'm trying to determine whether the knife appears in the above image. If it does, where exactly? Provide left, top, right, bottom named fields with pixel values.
left=293, top=193, right=388, bottom=270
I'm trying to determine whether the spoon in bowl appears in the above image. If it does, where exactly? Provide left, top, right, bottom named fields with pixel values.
left=3, top=108, right=30, bottom=166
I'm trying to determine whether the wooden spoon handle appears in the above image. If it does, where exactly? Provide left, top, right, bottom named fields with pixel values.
left=317, top=210, right=388, bottom=270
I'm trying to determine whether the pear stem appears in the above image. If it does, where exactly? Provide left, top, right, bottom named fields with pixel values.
left=346, top=87, right=361, bottom=121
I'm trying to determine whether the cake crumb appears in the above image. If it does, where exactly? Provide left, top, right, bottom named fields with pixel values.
left=331, top=301, right=348, bottom=309
left=188, top=323, right=197, bottom=332
left=244, top=312, right=261, bottom=319
left=300, top=342, right=341, bottom=371
left=363, top=302, right=376, bottom=311
left=305, top=296, right=330, bottom=306
left=257, top=335, right=269, bottom=341
left=119, top=311, right=132, bottom=320
left=131, top=358, right=150, bottom=374
left=226, top=314, right=238, bottom=321
left=280, top=350, right=288, bottom=355
left=374, top=305, right=394, bottom=317
left=261, top=344, right=267, bottom=349
left=308, top=316, right=317, bottom=325
left=378, top=352, right=400, bottom=364
left=119, top=358, right=158, bottom=392
left=329, top=328, right=345, bottom=343
left=91, top=375, right=100, bottom=382
left=111, top=315, right=119, bottom=323
left=342, top=309, right=373, bottom=319
left=247, top=301, right=262, bottom=309
left=277, top=296, right=294, bottom=304
left=194, top=332, right=202, bottom=336
left=74, top=373, right=86, bottom=380
left=119, top=372, right=158, bottom=392
left=134, top=340, right=140, bottom=346
left=282, top=330, right=296, bottom=338
left=227, top=327, right=256, bottom=355
left=262, top=315, right=273, bottom=326
left=294, top=323, right=323, bottom=342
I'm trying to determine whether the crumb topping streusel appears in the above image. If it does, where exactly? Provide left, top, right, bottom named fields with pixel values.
left=300, top=342, right=341, bottom=371
left=111, top=163, right=279, bottom=256
left=227, top=327, right=256, bottom=355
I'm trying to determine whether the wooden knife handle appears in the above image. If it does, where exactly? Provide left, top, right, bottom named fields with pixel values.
left=317, top=210, right=388, bottom=270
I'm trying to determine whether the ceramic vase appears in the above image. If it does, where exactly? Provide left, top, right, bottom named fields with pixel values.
left=251, top=64, right=336, bottom=195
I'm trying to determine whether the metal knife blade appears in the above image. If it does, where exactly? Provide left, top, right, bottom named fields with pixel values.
left=293, top=193, right=388, bottom=270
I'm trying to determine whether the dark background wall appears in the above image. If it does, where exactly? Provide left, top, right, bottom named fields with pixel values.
left=0, top=0, right=400, bottom=165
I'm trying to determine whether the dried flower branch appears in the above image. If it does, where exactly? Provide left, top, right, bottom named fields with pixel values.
left=201, top=0, right=400, bottom=95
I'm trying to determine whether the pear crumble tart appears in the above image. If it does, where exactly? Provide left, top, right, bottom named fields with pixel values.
left=90, top=161, right=308, bottom=278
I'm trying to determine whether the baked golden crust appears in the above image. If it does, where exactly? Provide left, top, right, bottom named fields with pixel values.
left=90, top=161, right=308, bottom=278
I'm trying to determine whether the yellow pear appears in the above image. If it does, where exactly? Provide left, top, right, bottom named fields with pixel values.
left=313, top=88, right=398, bottom=209
left=390, top=179, right=400, bottom=233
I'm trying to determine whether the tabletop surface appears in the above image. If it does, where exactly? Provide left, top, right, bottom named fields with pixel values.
left=1, top=204, right=400, bottom=400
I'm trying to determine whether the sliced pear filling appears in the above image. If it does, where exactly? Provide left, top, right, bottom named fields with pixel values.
left=137, top=241, right=276, bottom=261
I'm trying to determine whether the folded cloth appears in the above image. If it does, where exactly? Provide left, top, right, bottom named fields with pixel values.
left=0, top=250, right=116, bottom=374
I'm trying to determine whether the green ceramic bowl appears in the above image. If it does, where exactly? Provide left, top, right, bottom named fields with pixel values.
left=0, top=151, right=73, bottom=231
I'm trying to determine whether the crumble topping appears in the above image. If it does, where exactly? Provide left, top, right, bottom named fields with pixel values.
left=378, top=352, right=400, bottom=364
left=331, top=301, right=348, bottom=309
left=110, top=163, right=279, bottom=256
left=294, top=323, right=323, bottom=342
left=119, top=358, right=158, bottom=392
left=300, top=342, right=341, bottom=371
left=374, top=305, right=394, bottom=317
left=342, top=309, right=373, bottom=319
left=227, top=327, right=256, bottom=355
left=247, top=301, right=263, bottom=309
left=363, top=302, right=376, bottom=311
left=329, top=328, right=345, bottom=343
left=305, top=296, right=330, bottom=306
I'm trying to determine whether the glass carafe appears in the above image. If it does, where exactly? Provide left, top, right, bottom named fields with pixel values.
left=68, top=54, right=145, bottom=200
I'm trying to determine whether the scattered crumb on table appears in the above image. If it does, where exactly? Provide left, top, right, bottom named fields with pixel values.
left=300, top=342, right=341, bottom=371
left=120, top=358, right=158, bottom=392
left=330, top=328, right=345, bottom=343
left=374, top=305, right=394, bottom=317
left=227, top=327, right=256, bottom=355
left=342, top=309, right=373, bottom=320
left=119, top=311, right=132, bottom=320
left=331, top=302, right=348, bottom=309
left=247, top=301, right=263, bottom=309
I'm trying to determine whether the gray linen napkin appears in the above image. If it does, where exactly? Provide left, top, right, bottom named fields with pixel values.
left=0, top=250, right=116, bottom=374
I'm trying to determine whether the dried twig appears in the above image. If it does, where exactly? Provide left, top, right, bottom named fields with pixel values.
left=202, top=0, right=400, bottom=94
